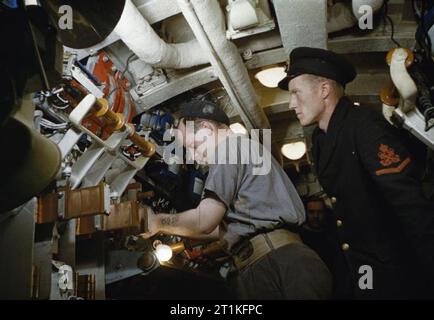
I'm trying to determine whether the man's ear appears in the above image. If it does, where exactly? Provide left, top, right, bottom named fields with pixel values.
left=200, top=121, right=215, bottom=134
left=320, top=81, right=331, bottom=99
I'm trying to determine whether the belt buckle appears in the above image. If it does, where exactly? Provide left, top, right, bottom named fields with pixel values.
left=237, top=240, right=254, bottom=262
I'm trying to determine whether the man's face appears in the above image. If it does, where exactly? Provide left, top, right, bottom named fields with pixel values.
left=288, top=75, right=325, bottom=126
left=179, top=119, right=216, bottom=164
left=306, top=200, right=326, bottom=229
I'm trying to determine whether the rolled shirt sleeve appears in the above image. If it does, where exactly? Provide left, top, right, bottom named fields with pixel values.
left=204, top=163, right=240, bottom=209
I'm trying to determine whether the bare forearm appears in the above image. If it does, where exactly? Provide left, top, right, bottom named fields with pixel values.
left=150, top=198, right=226, bottom=239
left=156, top=209, right=212, bottom=238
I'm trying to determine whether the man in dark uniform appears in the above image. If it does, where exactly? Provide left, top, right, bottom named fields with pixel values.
left=278, top=46, right=434, bottom=299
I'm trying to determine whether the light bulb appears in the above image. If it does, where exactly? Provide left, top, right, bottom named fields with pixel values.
left=155, top=244, right=173, bottom=262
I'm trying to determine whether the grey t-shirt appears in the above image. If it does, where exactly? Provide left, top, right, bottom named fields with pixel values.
left=204, top=135, right=305, bottom=253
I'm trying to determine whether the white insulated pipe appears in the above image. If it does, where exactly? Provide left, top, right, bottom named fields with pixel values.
left=382, top=103, right=396, bottom=125
left=390, top=48, right=418, bottom=113
left=113, top=0, right=208, bottom=69
left=177, top=0, right=270, bottom=130
left=274, top=0, right=327, bottom=53
left=327, top=2, right=357, bottom=33
left=327, top=0, right=384, bottom=33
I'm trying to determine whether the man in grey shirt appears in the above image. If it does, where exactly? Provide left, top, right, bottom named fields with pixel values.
left=204, top=133, right=305, bottom=253
left=141, top=100, right=331, bottom=299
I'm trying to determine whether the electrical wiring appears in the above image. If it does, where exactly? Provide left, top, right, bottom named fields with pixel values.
left=423, top=105, right=434, bottom=131
left=107, top=53, right=136, bottom=99
left=412, top=0, right=433, bottom=59
left=40, top=118, right=68, bottom=130
left=409, top=0, right=434, bottom=130
left=49, top=92, right=70, bottom=110
left=383, top=0, right=401, bottom=47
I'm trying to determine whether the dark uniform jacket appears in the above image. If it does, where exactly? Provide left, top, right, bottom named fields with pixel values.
left=312, top=97, right=434, bottom=299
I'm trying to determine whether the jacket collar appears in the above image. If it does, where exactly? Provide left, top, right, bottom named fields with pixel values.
left=324, top=96, right=353, bottom=143
left=312, top=97, right=353, bottom=174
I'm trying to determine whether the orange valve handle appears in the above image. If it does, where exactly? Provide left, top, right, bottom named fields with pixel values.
left=94, top=98, right=125, bottom=131
left=127, top=124, right=156, bottom=157
left=93, top=98, right=156, bottom=157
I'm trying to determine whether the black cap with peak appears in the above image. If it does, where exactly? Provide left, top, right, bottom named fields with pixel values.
left=179, top=100, right=230, bottom=126
left=278, top=47, right=357, bottom=90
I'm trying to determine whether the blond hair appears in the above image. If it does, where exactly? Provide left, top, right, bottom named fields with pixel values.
left=304, top=74, right=345, bottom=98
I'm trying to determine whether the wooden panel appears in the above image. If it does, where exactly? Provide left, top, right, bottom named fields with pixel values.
left=102, top=201, right=139, bottom=231
left=76, top=216, right=96, bottom=236
left=65, top=183, right=105, bottom=219
left=36, top=193, right=58, bottom=224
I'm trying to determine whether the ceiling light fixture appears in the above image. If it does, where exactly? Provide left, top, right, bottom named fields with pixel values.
left=230, top=122, right=248, bottom=135
left=255, top=67, right=287, bottom=88
left=281, top=141, right=307, bottom=160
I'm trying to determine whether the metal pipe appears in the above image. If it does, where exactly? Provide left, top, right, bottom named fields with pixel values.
left=177, top=0, right=270, bottom=131
left=113, top=0, right=208, bottom=69
left=389, top=48, right=417, bottom=113
left=169, top=242, right=186, bottom=255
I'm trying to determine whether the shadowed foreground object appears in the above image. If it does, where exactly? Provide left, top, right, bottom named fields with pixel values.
left=0, top=95, right=61, bottom=213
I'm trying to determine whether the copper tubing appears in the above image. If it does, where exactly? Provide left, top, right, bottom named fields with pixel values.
left=170, top=242, right=186, bottom=255
left=180, top=240, right=225, bottom=258
left=93, top=98, right=156, bottom=157
left=127, top=124, right=156, bottom=157
left=380, top=80, right=400, bottom=106
left=201, top=241, right=224, bottom=256
left=93, top=98, right=109, bottom=117
left=137, top=191, right=156, bottom=200
left=382, top=48, right=414, bottom=107
left=95, top=98, right=125, bottom=130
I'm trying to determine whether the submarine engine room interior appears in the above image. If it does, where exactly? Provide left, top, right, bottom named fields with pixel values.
left=1, top=0, right=434, bottom=300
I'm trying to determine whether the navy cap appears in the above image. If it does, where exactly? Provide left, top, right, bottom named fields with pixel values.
left=179, top=100, right=230, bottom=126
left=278, top=47, right=357, bottom=90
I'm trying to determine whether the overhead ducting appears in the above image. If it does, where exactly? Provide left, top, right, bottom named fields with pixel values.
left=178, top=0, right=270, bottom=130
left=113, top=0, right=209, bottom=69
left=43, top=0, right=209, bottom=69
left=273, top=0, right=328, bottom=54
left=327, top=1, right=357, bottom=33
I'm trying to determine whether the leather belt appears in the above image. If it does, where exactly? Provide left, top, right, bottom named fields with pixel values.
left=233, top=229, right=302, bottom=272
